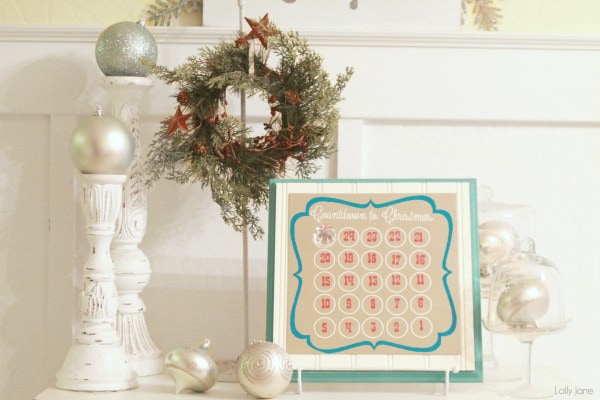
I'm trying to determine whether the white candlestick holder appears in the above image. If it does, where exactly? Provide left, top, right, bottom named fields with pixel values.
left=56, top=173, right=138, bottom=391
left=100, top=76, right=163, bottom=376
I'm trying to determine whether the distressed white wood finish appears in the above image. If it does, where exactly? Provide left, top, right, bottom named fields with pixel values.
left=55, top=174, right=138, bottom=391
left=100, top=77, right=163, bottom=377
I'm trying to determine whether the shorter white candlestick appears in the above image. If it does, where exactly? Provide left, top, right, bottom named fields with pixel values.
left=56, top=174, right=138, bottom=391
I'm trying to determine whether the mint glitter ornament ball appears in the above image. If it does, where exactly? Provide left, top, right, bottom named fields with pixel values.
left=95, top=21, right=158, bottom=77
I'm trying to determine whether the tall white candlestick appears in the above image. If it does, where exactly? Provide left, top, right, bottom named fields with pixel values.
left=100, top=76, right=162, bottom=376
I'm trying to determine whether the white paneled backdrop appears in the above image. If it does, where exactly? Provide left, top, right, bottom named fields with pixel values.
left=1, top=21, right=600, bottom=400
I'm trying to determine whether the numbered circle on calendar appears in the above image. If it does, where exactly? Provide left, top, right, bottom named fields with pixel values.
left=386, top=317, right=409, bottom=339
left=386, top=294, right=409, bottom=315
left=314, top=249, right=335, bottom=270
left=385, top=250, right=407, bottom=270
left=409, top=272, right=432, bottom=293
left=362, top=317, right=384, bottom=339
left=410, top=294, right=433, bottom=315
left=338, top=227, right=359, bottom=248
left=339, top=317, right=361, bottom=339
left=362, top=250, right=382, bottom=271
left=361, top=294, right=384, bottom=316
left=338, top=249, right=359, bottom=269
left=385, top=272, right=408, bottom=293
left=314, top=271, right=336, bottom=293
left=338, top=271, right=360, bottom=292
left=409, top=250, right=431, bottom=270
left=314, top=294, right=336, bottom=315
left=314, top=317, right=336, bottom=339
left=362, top=272, right=383, bottom=293
left=411, top=317, right=433, bottom=338
left=361, top=227, right=382, bottom=248
left=385, top=227, right=407, bottom=248
left=339, top=293, right=360, bottom=315
left=409, top=227, right=430, bottom=247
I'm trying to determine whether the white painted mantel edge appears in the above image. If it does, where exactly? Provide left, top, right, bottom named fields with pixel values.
left=2, top=25, right=600, bottom=50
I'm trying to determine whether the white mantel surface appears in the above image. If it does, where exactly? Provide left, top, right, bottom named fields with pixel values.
left=35, top=373, right=513, bottom=400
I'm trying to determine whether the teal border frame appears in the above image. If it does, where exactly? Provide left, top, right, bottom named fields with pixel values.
left=266, top=178, right=482, bottom=383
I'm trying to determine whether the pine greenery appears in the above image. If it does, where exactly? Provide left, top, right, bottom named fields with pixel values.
left=146, top=22, right=353, bottom=239
left=146, top=0, right=203, bottom=26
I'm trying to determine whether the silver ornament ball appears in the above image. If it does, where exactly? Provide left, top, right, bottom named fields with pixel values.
left=164, top=339, right=218, bottom=393
left=95, top=20, right=158, bottom=76
left=479, top=220, right=519, bottom=272
left=479, top=221, right=518, bottom=249
left=237, top=341, right=293, bottom=399
left=479, top=229, right=507, bottom=277
left=69, top=108, right=134, bottom=174
left=497, top=279, right=550, bottom=327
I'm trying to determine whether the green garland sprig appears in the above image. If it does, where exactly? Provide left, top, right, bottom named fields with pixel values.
left=146, top=15, right=353, bottom=239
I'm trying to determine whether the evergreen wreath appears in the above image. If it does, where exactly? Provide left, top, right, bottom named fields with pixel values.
left=146, top=14, right=353, bottom=239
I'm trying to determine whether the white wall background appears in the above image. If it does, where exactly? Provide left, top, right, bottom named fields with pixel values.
left=1, top=3, right=600, bottom=399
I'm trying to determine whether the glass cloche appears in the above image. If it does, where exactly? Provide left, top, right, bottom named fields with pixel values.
left=478, top=185, right=536, bottom=239
left=478, top=185, right=535, bottom=287
left=486, top=238, right=566, bottom=336
left=484, top=237, right=568, bottom=398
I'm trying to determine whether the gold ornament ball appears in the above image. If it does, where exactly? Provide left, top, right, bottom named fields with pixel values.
left=95, top=21, right=158, bottom=76
left=497, top=279, right=550, bottom=327
left=69, top=109, right=134, bottom=174
left=164, top=340, right=218, bottom=393
left=237, top=341, right=293, bottom=399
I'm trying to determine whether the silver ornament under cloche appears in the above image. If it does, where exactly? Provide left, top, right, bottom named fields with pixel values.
left=484, top=239, right=569, bottom=398
left=485, top=238, right=567, bottom=335
left=95, top=20, right=158, bottom=76
left=69, top=107, right=134, bottom=174
left=164, top=339, right=218, bottom=393
left=477, top=185, right=536, bottom=284
left=237, top=340, right=293, bottom=399
left=479, top=220, right=519, bottom=278
left=496, top=278, right=550, bottom=326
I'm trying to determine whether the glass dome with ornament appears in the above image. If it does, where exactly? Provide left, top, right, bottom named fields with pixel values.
left=478, top=185, right=536, bottom=289
left=484, top=237, right=568, bottom=398
left=478, top=185, right=536, bottom=238
left=477, top=185, right=537, bottom=377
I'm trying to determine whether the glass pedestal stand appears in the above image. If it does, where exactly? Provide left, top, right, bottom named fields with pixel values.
left=484, top=327, right=568, bottom=399
left=481, top=280, right=521, bottom=384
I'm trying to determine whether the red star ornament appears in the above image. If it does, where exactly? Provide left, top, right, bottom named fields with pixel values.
left=244, top=13, right=279, bottom=49
left=163, top=106, right=192, bottom=137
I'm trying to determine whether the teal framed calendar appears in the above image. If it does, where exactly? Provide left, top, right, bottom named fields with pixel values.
left=266, top=179, right=482, bottom=383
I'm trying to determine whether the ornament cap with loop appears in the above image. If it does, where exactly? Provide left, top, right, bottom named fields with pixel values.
left=94, top=105, right=104, bottom=117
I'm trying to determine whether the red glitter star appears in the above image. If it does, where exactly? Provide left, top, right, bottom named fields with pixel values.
left=163, top=106, right=192, bottom=137
left=244, top=13, right=279, bottom=49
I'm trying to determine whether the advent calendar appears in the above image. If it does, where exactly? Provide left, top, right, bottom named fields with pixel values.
left=267, top=179, right=482, bottom=383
